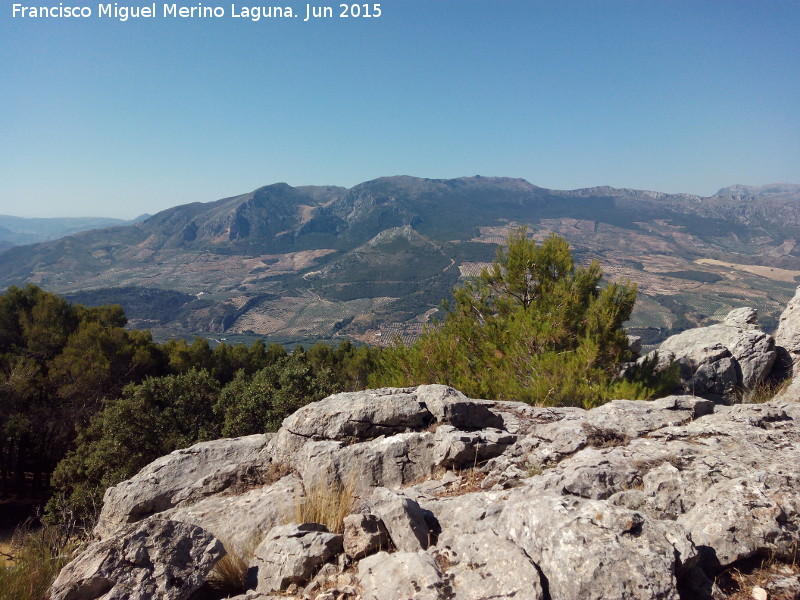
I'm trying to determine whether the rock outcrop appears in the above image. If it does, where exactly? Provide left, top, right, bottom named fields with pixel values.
left=775, top=286, right=800, bottom=369
left=52, top=382, right=800, bottom=600
left=651, top=307, right=779, bottom=401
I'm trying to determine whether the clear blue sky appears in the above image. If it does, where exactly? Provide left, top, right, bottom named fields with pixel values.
left=1, top=0, right=798, bottom=218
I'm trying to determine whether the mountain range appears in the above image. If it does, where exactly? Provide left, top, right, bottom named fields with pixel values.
left=0, top=177, right=798, bottom=345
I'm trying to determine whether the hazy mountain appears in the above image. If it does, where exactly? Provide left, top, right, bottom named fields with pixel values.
left=1, top=176, right=798, bottom=344
left=0, top=214, right=142, bottom=247
left=715, top=183, right=800, bottom=201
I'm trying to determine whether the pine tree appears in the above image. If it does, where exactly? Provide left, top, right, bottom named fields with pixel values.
left=372, top=229, right=650, bottom=407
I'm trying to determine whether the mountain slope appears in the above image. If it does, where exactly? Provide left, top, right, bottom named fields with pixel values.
left=1, top=176, right=798, bottom=344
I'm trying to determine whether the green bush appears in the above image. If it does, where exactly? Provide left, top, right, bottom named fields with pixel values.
left=371, top=229, right=657, bottom=407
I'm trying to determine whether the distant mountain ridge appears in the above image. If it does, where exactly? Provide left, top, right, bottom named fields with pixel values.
left=0, top=214, right=149, bottom=247
left=0, top=176, right=797, bottom=344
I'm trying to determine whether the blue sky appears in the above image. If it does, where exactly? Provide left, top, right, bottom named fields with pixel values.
left=1, top=0, right=798, bottom=218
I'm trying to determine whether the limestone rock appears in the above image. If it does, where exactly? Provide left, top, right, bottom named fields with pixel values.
left=247, top=523, right=342, bottom=593
left=50, top=518, right=223, bottom=600
left=278, top=387, right=432, bottom=442
left=362, top=487, right=431, bottom=552
left=52, top=345, right=800, bottom=600
left=169, top=473, right=302, bottom=558
left=357, top=551, right=444, bottom=600
left=95, top=434, right=270, bottom=539
left=658, top=308, right=777, bottom=400
left=415, top=384, right=504, bottom=430
left=432, top=530, right=545, bottom=600
left=499, top=491, right=697, bottom=600
left=343, top=513, right=391, bottom=560
left=775, top=285, right=800, bottom=368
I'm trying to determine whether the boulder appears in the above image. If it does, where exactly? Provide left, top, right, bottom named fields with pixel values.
left=499, top=492, right=697, bottom=600
left=357, top=551, right=444, bottom=600
left=415, top=384, right=504, bottom=430
left=775, top=285, right=800, bottom=368
left=169, top=473, right=302, bottom=558
left=362, top=487, right=432, bottom=552
left=50, top=519, right=223, bottom=600
left=343, top=513, right=391, bottom=560
left=95, top=434, right=270, bottom=539
left=432, top=530, right=545, bottom=600
left=277, top=387, right=432, bottom=442
left=247, top=523, right=342, bottom=593
left=657, top=307, right=777, bottom=400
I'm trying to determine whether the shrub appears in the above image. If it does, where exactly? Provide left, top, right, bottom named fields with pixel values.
left=371, top=229, right=655, bottom=407
left=294, top=476, right=356, bottom=534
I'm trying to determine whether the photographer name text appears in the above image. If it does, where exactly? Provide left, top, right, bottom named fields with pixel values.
left=11, top=2, right=382, bottom=22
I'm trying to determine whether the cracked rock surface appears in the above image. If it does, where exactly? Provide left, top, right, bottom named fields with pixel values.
left=53, top=382, right=800, bottom=600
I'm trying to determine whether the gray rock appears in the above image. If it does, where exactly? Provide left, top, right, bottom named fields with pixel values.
left=343, top=513, right=391, bottom=560
left=416, top=384, right=504, bottom=430
left=289, top=432, right=438, bottom=496
left=628, top=334, right=643, bottom=357
left=723, top=307, right=760, bottom=329
left=775, top=285, right=800, bottom=368
left=95, top=435, right=270, bottom=539
left=247, top=523, right=342, bottom=593
left=430, top=425, right=515, bottom=469
left=680, top=476, right=800, bottom=566
left=499, top=491, right=697, bottom=600
left=169, top=473, right=302, bottom=558
left=658, top=308, right=777, bottom=399
left=358, top=551, right=444, bottom=600
left=50, top=519, right=223, bottom=600
left=432, top=530, right=545, bottom=600
left=363, top=487, right=431, bottom=552
left=278, top=387, right=432, bottom=442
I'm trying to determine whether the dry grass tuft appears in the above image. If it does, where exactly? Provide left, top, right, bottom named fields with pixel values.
left=294, top=475, right=357, bottom=534
left=208, top=551, right=250, bottom=596
left=745, top=378, right=793, bottom=404
left=207, top=537, right=260, bottom=596
left=716, top=553, right=799, bottom=600
left=0, top=525, right=80, bottom=600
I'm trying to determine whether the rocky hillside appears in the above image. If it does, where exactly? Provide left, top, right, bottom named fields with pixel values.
left=49, top=291, right=800, bottom=600
left=1, top=177, right=798, bottom=343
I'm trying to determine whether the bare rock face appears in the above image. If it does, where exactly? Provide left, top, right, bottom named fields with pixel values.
left=168, top=473, right=302, bottom=558
left=342, top=513, right=391, bottom=560
left=657, top=307, right=777, bottom=401
left=432, top=530, right=545, bottom=600
left=357, top=551, right=445, bottom=600
left=500, top=493, right=696, bottom=600
left=775, top=285, right=800, bottom=369
left=360, top=487, right=431, bottom=552
left=95, top=434, right=270, bottom=538
left=50, top=519, right=223, bottom=600
left=247, top=523, right=342, bottom=594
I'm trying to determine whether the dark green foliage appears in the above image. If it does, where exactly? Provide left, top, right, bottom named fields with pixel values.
left=42, top=335, right=379, bottom=524
left=47, top=370, right=222, bottom=524
left=215, top=351, right=335, bottom=437
left=372, top=230, right=652, bottom=407
left=0, top=285, right=165, bottom=498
